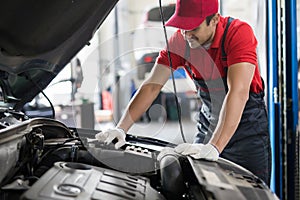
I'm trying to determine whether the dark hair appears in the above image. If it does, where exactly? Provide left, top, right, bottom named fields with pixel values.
left=205, top=13, right=216, bottom=25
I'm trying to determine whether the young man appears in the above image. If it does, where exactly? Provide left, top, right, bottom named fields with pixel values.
left=96, top=0, right=271, bottom=185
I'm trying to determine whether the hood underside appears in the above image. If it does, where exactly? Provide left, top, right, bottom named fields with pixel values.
left=0, top=0, right=119, bottom=110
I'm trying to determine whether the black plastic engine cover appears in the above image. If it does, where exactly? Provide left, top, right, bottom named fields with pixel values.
left=187, top=157, right=278, bottom=200
left=21, top=162, right=165, bottom=200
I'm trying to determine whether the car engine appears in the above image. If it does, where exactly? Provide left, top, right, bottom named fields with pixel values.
left=0, top=109, right=277, bottom=200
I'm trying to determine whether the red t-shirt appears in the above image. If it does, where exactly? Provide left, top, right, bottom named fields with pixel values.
left=157, top=16, right=263, bottom=93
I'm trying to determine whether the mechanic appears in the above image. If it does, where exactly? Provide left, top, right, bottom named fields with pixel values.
left=96, top=0, right=271, bottom=185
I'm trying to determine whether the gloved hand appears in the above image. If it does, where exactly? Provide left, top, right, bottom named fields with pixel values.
left=95, top=127, right=126, bottom=149
left=174, top=143, right=219, bottom=161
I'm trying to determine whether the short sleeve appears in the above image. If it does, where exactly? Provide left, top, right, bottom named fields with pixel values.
left=226, top=22, right=258, bottom=67
left=156, top=30, right=186, bottom=70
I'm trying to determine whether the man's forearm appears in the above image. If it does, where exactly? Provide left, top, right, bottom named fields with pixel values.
left=117, top=83, right=163, bottom=132
left=210, top=62, right=255, bottom=152
left=209, top=90, right=248, bottom=152
left=117, top=63, right=171, bottom=133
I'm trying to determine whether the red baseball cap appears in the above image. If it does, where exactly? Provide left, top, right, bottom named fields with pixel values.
left=165, top=0, right=219, bottom=30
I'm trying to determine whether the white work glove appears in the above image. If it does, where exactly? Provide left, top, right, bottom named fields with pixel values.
left=95, top=127, right=126, bottom=149
left=174, top=143, right=219, bottom=161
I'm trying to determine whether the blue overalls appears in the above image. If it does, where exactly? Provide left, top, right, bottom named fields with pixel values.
left=184, top=18, right=271, bottom=185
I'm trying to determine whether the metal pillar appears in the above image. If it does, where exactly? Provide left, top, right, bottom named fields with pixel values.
left=285, top=1, right=298, bottom=200
left=113, top=5, right=122, bottom=122
left=267, top=0, right=298, bottom=199
left=266, top=0, right=280, bottom=195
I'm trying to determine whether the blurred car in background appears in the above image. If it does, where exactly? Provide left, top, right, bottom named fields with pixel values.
left=142, top=3, right=175, bottom=27
left=134, top=4, right=176, bottom=80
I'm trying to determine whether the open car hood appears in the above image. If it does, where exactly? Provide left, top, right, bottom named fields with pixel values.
left=0, top=0, right=119, bottom=110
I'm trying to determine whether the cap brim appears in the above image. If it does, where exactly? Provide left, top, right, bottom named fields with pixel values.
left=165, top=15, right=205, bottom=30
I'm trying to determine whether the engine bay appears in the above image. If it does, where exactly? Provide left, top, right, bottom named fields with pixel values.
left=0, top=109, right=277, bottom=200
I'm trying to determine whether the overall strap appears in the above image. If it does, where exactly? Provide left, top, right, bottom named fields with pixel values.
left=221, top=17, right=234, bottom=61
